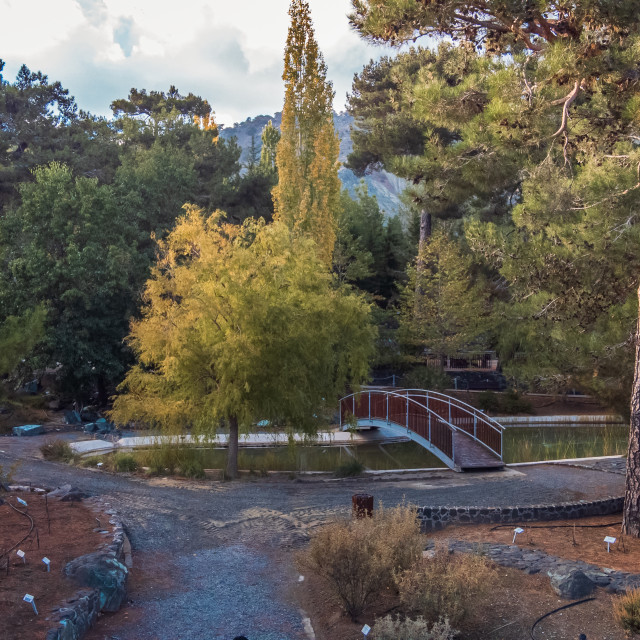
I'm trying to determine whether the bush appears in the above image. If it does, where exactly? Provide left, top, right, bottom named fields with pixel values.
left=142, top=446, right=180, bottom=475
left=334, top=459, right=364, bottom=477
left=403, top=367, right=451, bottom=391
left=614, top=588, right=640, bottom=634
left=396, top=547, right=495, bottom=626
left=0, top=461, right=19, bottom=487
left=303, top=504, right=423, bottom=619
left=500, top=389, right=534, bottom=414
left=40, top=438, right=73, bottom=462
left=114, top=453, right=138, bottom=472
left=373, top=615, right=457, bottom=640
left=476, top=391, right=500, bottom=413
left=180, top=459, right=205, bottom=479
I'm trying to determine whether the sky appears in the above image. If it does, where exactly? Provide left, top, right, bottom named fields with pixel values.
left=1, top=0, right=388, bottom=127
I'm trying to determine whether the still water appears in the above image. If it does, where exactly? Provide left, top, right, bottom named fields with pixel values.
left=134, top=424, right=628, bottom=472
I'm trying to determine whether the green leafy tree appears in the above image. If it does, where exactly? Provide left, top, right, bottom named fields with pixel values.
left=273, top=0, right=341, bottom=265
left=0, top=307, right=46, bottom=377
left=110, top=208, right=375, bottom=478
left=0, top=162, right=141, bottom=400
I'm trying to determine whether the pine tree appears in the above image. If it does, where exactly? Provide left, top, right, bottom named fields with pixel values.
left=272, top=0, right=341, bottom=265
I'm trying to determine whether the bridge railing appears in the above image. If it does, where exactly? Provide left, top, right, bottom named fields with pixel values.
left=340, top=388, right=504, bottom=461
left=340, top=390, right=457, bottom=462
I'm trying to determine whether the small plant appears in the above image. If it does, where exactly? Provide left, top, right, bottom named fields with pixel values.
left=614, top=588, right=640, bottom=634
left=476, top=391, right=500, bottom=413
left=303, top=503, right=423, bottom=620
left=0, top=461, right=19, bottom=488
left=373, top=615, right=458, bottom=640
left=40, top=438, right=73, bottom=462
left=396, top=547, right=495, bottom=626
left=180, top=459, right=205, bottom=479
left=114, top=453, right=138, bottom=472
left=500, top=389, right=534, bottom=415
left=403, top=366, right=451, bottom=391
left=334, top=459, right=365, bottom=477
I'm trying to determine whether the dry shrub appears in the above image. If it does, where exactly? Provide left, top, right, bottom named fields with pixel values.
left=373, top=615, right=458, bottom=640
left=397, top=546, right=495, bottom=626
left=613, top=588, right=640, bottom=634
left=304, top=503, right=423, bottom=619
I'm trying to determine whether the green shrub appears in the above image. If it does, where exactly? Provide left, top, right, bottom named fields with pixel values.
left=0, top=461, right=19, bottom=487
left=180, top=459, right=205, bottom=479
left=403, top=367, right=451, bottom=391
left=500, top=390, right=534, bottom=414
left=114, top=453, right=138, bottom=472
left=303, top=504, right=424, bottom=620
left=373, top=615, right=457, bottom=640
left=40, top=438, right=73, bottom=462
left=142, top=446, right=180, bottom=475
left=334, top=459, right=364, bottom=477
left=476, top=391, right=500, bottom=413
left=396, top=547, right=495, bottom=626
left=614, top=588, right=640, bottom=634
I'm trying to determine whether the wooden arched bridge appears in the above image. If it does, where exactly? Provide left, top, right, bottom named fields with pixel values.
left=339, top=389, right=505, bottom=471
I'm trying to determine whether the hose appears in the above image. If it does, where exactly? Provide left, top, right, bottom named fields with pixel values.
left=0, top=498, right=35, bottom=560
left=530, top=597, right=595, bottom=639
left=490, top=521, right=621, bottom=531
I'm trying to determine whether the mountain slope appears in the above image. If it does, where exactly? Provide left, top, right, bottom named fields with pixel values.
left=220, top=112, right=405, bottom=216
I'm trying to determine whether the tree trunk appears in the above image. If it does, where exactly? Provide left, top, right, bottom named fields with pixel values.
left=623, top=284, right=640, bottom=535
left=414, top=210, right=432, bottom=317
left=226, top=415, right=239, bottom=480
left=418, top=210, right=432, bottom=254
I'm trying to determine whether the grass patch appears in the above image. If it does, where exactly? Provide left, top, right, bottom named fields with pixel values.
left=614, top=588, right=640, bottom=634
left=40, top=438, right=73, bottom=462
left=372, top=615, right=457, bottom=640
left=334, top=459, right=365, bottom=477
left=113, top=453, right=138, bottom=472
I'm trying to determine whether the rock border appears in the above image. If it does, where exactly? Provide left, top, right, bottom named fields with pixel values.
left=428, top=538, right=640, bottom=596
left=417, top=496, right=623, bottom=531
left=6, top=485, right=129, bottom=640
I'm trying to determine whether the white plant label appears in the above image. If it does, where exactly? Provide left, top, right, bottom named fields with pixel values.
left=17, top=498, right=27, bottom=507
left=42, top=557, right=50, bottom=571
left=17, top=550, right=25, bottom=563
left=512, top=527, right=525, bottom=543
left=23, top=594, right=38, bottom=614
left=362, top=624, right=371, bottom=636
left=604, top=536, right=617, bottom=552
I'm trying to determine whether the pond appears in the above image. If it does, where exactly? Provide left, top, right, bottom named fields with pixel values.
left=128, top=424, right=628, bottom=472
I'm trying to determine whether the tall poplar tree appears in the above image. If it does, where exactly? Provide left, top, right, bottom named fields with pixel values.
left=272, top=0, right=341, bottom=265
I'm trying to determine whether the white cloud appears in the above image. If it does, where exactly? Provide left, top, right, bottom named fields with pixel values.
left=1, top=0, right=385, bottom=125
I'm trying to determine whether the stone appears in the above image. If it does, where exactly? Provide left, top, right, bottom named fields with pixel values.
left=64, top=552, right=128, bottom=612
left=12, top=424, right=44, bottom=436
left=49, top=485, right=87, bottom=502
left=549, top=569, right=596, bottom=599
left=64, top=411, right=82, bottom=425
left=46, top=589, right=100, bottom=640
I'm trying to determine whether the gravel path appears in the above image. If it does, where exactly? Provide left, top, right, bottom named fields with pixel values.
left=0, top=436, right=626, bottom=640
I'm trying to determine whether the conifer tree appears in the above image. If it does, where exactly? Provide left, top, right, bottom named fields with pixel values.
left=272, top=0, right=341, bottom=265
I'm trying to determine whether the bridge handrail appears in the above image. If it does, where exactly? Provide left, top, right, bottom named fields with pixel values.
left=341, top=388, right=504, bottom=461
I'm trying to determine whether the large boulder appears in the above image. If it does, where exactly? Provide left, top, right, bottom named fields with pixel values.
left=64, top=552, right=128, bottom=612
left=12, top=424, right=44, bottom=436
left=549, top=569, right=596, bottom=599
left=45, top=589, right=100, bottom=640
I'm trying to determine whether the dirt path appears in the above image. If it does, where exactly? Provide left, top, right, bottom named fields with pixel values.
left=0, top=435, right=626, bottom=640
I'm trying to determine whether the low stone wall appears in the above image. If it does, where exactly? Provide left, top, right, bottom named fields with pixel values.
left=417, top=496, right=624, bottom=531
left=43, top=496, right=129, bottom=640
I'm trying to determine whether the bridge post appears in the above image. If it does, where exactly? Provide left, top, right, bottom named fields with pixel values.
left=368, top=391, right=371, bottom=421
left=353, top=395, right=355, bottom=417
left=428, top=412, right=431, bottom=443
left=405, top=390, right=409, bottom=432
left=474, top=414, right=477, bottom=439
left=386, top=393, right=389, bottom=424
left=339, top=399, right=342, bottom=429
left=448, top=399, right=452, bottom=424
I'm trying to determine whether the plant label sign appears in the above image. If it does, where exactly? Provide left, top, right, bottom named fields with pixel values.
left=16, top=550, right=25, bottom=563
left=512, top=527, right=524, bottom=543
left=362, top=624, right=371, bottom=637
left=604, top=536, right=617, bottom=552
left=17, top=497, right=27, bottom=507
left=42, top=557, right=50, bottom=571
left=23, top=593, right=38, bottom=614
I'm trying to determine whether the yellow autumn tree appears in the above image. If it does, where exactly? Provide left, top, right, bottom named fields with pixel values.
left=272, top=0, right=341, bottom=266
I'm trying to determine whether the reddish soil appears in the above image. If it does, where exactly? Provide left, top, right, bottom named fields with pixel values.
left=0, top=492, right=109, bottom=640
left=298, top=515, right=638, bottom=640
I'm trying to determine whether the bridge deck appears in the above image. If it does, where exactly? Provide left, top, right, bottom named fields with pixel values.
left=453, top=431, right=504, bottom=470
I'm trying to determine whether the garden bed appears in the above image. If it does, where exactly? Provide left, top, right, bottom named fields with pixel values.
left=0, top=492, right=109, bottom=640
